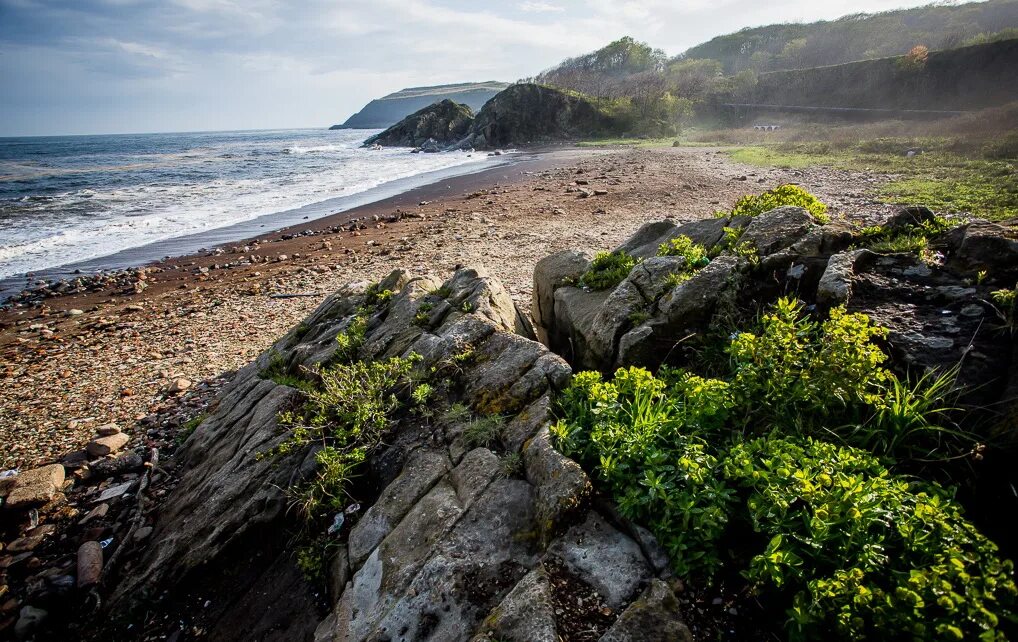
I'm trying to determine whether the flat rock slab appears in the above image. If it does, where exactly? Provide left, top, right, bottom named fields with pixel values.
left=86, top=432, right=130, bottom=458
left=4, top=464, right=65, bottom=509
left=93, top=480, right=134, bottom=504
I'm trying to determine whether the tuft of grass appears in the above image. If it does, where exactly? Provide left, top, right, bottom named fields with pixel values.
left=443, top=402, right=472, bottom=424
left=499, top=452, right=524, bottom=479
left=581, top=250, right=638, bottom=291
left=463, top=414, right=506, bottom=449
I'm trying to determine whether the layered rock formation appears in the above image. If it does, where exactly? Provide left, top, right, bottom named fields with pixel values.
left=363, top=100, right=475, bottom=150
left=331, top=82, right=508, bottom=130
left=10, top=207, right=1017, bottom=641
left=94, top=266, right=690, bottom=641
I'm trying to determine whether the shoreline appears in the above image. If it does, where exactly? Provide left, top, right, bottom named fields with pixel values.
left=0, top=145, right=894, bottom=468
left=0, top=148, right=553, bottom=300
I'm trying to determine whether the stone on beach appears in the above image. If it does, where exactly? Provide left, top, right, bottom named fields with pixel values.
left=85, top=433, right=129, bottom=458
left=77, top=541, right=103, bottom=588
left=3, top=465, right=65, bottom=510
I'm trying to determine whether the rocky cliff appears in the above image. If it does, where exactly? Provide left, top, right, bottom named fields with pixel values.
left=460, top=83, right=616, bottom=149
left=363, top=100, right=474, bottom=150
left=332, top=82, right=509, bottom=130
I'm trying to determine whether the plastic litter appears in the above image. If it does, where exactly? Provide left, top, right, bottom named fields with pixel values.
left=327, top=512, right=345, bottom=535
left=100, top=537, right=114, bottom=549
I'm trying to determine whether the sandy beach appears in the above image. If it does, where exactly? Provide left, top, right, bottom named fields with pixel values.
left=0, top=145, right=894, bottom=469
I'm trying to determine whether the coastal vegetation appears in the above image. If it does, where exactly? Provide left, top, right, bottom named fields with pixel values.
left=551, top=297, right=1014, bottom=639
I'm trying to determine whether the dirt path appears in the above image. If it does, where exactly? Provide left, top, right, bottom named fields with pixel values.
left=0, top=146, right=895, bottom=468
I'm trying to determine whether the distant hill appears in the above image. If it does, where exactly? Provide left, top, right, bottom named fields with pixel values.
left=741, top=38, right=1018, bottom=113
left=331, top=82, right=509, bottom=130
left=681, top=0, right=1018, bottom=73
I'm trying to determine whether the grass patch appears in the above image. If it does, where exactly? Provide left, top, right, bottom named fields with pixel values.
left=728, top=139, right=1018, bottom=221
left=581, top=250, right=639, bottom=290
left=550, top=297, right=1009, bottom=639
left=576, top=137, right=678, bottom=148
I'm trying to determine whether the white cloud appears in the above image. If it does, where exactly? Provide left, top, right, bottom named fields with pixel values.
left=519, top=1, right=564, bottom=13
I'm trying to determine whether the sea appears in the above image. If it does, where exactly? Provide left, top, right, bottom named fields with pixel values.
left=0, top=128, right=500, bottom=288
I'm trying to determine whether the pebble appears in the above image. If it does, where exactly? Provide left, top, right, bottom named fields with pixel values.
left=85, top=432, right=129, bottom=458
left=76, top=541, right=103, bottom=588
left=167, top=378, right=192, bottom=394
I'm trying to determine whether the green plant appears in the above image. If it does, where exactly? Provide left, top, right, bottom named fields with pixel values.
left=658, top=235, right=709, bottom=265
left=463, top=414, right=506, bottom=449
left=443, top=402, right=472, bottom=424
left=723, top=436, right=1016, bottom=641
left=177, top=412, right=208, bottom=444
left=730, top=185, right=829, bottom=223
left=461, top=300, right=475, bottom=313
left=264, top=354, right=419, bottom=521
left=976, top=270, right=988, bottom=285
left=628, top=310, right=651, bottom=326
left=581, top=250, right=638, bottom=290
left=429, top=286, right=451, bottom=298
left=499, top=452, right=523, bottom=478
left=992, top=286, right=1017, bottom=328
left=335, top=315, right=368, bottom=363
left=413, top=302, right=435, bottom=327
left=412, top=383, right=433, bottom=405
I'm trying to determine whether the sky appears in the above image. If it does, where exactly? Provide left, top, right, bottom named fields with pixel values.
left=0, top=0, right=944, bottom=136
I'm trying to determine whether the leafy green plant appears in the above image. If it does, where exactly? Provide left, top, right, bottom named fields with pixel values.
left=658, top=234, right=709, bottom=265
left=724, top=436, right=1016, bottom=641
left=413, top=302, right=435, bottom=327
left=581, top=250, right=639, bottom=290
left=335, top=315, right=368, bottom=363
left=412, top=383, right=433, bottom=405
left=730, top=185, right=830, bottom=223
left=991, top=286, right=1017, bottom=329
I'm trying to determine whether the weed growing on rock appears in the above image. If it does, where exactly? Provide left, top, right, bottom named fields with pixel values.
left=581, top=250, right=638, bottom=290
left=463, top=414, right=506, bottom=449
left=658, top=234, right=709, bottom=265
left=264, top=354, right=419, bottom=521
left=499, top=452, right=523, bottom=479
left=334, top=315, right=368, bottom=363
left=729, top=184, right=830, bottom=223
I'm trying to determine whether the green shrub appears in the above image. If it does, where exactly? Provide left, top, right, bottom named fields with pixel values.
left=264, top=354, right=418, bottom=520
left=581, top=250, right=638, bottom=290
left=730, top=185, right=830, bottom=223
left=335, top=315, right=367, bottom=363
left=658, top=235, right=709, bottom=265
left=553, top=363, right=1014, bottom=640
left=724, top=437, right=1016, bottom=641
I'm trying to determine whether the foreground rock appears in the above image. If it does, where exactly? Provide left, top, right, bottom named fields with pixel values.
left=534, top=207, right=1018, bottom=442
left=88, top=266, right=684, bottom=641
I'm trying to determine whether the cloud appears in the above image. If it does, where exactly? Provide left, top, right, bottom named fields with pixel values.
left=0, top=0, right=942, bottom=135
left=519, top=1, right=564, bottom=13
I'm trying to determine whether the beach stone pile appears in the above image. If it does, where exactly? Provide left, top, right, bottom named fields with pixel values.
left=3, top=267, right=157, bottom=309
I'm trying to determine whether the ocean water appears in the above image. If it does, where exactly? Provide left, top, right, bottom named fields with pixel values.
left=0, top=128, right=491, bottom=281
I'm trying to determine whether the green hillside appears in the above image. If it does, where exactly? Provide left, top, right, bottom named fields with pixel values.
left=682, top=0, right=1018, bottom=73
